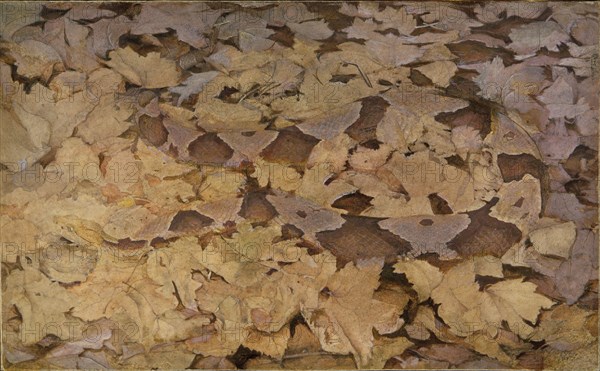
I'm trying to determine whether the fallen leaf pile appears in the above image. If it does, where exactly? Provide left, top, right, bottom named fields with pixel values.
left=1, top=1, right=598, bottom=370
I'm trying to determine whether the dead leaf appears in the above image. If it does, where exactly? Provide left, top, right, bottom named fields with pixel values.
left=106, top=47, right=181, bottom=89
left=302, top=259, right=405, bottom=366
left=431, top=259, right=554, bottom=339
left=415, top=61, right=458, bottom=88
left=393, top=259, right=443, bottom=302
left=508, top=21, right=570, bottom=57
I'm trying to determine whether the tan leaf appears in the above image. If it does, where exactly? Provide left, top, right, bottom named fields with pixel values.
left=509, top=21, right=569, bottom=56
left=431, top=260, right=554, bottom=339
left=146, top=237, right=206, bottom=309
left=106, top=47, right=181, bottom=88
left=530, top=304, right=596, bottom=351
left=415, top=61, right=458, bottom=88
left=5, top=267, right=77, bottom=345
left=393, top=259, right=443, bottom=302
left=529, top=219, right=576, bottom=258
left=5, top=40, right=63, bottom=82
left=302, top=259, right=405, bottom=366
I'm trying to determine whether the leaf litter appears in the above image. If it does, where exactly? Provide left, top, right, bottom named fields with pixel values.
left=0, top=1, right=598, bottom=370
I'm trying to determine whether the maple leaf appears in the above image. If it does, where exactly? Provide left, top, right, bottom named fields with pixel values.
left=367, top=336, right=414, bottom=369
left=191, top=249, right=337, bottom=358
left=451, top=125, right=483, bottom=160
left=560, top=43, right=597, bottom=77
left=475, top=2, right=547, bottom=23
left=218, top=11, right=276, bottom=52
left=77, top=94, right=134, bottom=144
left=302, top=259, right=405, bottom=366
left=381, top=150, right=483, bottom=214
left=243, top=325, right=291, bottom=359
left=341, top=3, right=416, bottom=36
left=417, top=3, right=482, bottom=36
left=106, top=47, right=181, bottom=89
left=431, top=259, right=554, bottom=339
left=68, top=247, right=207, bottom=349
left=1, top=2, right=598, bottom=368
left=472, top=57, right=548, bottom=125
left=343, top=18, right=379, bottom=40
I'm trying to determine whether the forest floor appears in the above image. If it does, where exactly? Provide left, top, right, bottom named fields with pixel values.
left=1, top=1, right=598, bottom=370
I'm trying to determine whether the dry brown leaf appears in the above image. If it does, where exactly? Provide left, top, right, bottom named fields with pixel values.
left=1, top=3, right=597, bottom=369
left=529, top=219, right=576, bottom=258
left=5, top=40, right=63, bottom=82
left=415, top=61, right=458, bottom=88
left=302, top=259, right=404, bottom=366
left=509, top=21, right=570, bottom=56
left=288, top=20, right=334, bottom=41
left=106, top=47, right=181, bottom=89
left=393, top=259, right=443, bottom=302
left=131, top=3, right=223, bottom=49
left=431, top=259, right=554, bottom=339
left=530, top=304, right=596, bottom=351
left=5, top=267, right=77, bottom=345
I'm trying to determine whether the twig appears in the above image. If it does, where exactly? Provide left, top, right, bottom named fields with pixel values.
left=283, top=351, right=333, bottom=360
left=172, top=281, right=185, bottom=310
left=238, top=81, right=277, bottom=103
left=415, top=22, right=440, bottom=28
left=341, top=61, right=372, bottom=88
